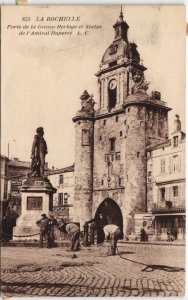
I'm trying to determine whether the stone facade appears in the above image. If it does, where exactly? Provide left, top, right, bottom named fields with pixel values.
left=147, top=115, right=185, bottom=240
left=72, top=10, right=172, bottom=235
left=0, top=155, right=9, bottom=202
left=47, top=165, right=75, bottom=221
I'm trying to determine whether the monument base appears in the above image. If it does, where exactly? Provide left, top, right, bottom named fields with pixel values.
left=13, top=177, right=56, bottom=241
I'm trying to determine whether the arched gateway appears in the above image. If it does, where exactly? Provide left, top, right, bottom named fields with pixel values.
left=95, top=198, right=123, bottom=235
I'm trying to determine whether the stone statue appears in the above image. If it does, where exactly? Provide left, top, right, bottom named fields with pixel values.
left=173, top=114, right=181, bottom=132
left=80, top=90, right=95, bottom=111
left=30, top=127, right=48, bottom=177
left=132, top=72, right=149, bottom=94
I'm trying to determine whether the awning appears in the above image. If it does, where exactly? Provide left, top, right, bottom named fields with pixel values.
left=155, top=213, right=185, bottom=216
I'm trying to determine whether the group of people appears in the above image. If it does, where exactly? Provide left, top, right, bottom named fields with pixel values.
left=36, top=214, right=58, bottom=248
left=36, top=212, right=122, bottom=256
left=85, top=213, right=122, bottom=256
left=36, top=214, right=80, bottom=251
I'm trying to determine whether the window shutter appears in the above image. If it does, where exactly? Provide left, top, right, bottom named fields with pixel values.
left=157, top=188, right=160, bottom=202
left=169, top=157, right=172, bottom=173
left=166, top=187, right=169, bottom=201
left=178, top=155, right=181, bottom=172
left=168, top=187, right=172, bottom=202
left=180, top=185, right=185, bottom=205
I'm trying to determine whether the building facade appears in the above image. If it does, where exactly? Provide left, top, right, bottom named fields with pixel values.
left=147, top=115, right=185, bottom=240
left=0, top=155, right=9, bottom=203
left=0, top=155, right=10, bottom=231
left=47, top=165, right=75, bottom=221
left=7, top=158, right=31, bottom=214
left=72, top=10, right=175, bottom=236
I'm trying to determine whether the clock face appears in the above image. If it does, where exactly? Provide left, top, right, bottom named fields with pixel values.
left=109, top=79, right=117, bottom=90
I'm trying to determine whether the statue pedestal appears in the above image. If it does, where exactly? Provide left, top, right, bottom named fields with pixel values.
left=13, top=177, right=56, bottom=241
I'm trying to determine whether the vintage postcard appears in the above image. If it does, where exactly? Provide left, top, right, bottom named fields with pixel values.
left=1, top=4, right=186, bottom=298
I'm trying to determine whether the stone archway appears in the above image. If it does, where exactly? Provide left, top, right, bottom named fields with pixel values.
left=95, top=198, right=123, bottom=234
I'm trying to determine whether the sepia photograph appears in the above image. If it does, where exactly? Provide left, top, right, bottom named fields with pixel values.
left=0, top=4, right=186, bottom=297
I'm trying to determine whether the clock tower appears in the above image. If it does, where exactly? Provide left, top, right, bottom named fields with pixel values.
left=95, top=7, right=145, bottom=114
left=73, top=9, right=171, bottom=235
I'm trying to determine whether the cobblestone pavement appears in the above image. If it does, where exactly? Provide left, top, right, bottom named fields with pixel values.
left=1, top=243, right=185, bottom=297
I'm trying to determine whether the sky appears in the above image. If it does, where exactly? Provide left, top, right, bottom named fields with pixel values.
left=1, top=5, right=185, bottom=169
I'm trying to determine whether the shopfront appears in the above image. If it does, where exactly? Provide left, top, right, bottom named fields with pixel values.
left=153, top=208, right=185, bottom=241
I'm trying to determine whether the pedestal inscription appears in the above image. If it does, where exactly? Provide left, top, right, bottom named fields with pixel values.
left=27, top=197, right=42, bottom=210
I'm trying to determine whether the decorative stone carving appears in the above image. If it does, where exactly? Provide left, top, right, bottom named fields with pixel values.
left=131, top=72, right=150, bottom=94
left=109, top=43, right=118, bottom=55
left=126, top=43, right=140, bottom=63
left=80, top=90, right=95, bottom=111
left=173, top=114, right=181, bottom=132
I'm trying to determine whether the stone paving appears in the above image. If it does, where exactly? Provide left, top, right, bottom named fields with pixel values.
left=1, top=243, right=185, bottom=297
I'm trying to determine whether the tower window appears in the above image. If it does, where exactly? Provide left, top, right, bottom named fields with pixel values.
left=109, top=44, right=118, bottom=55
left=116, top=152, right=121, bottom=160
left=127, top=108, right=130, bottom=113
left=109, top=61, right=117, bottom=68
left=119, top=177, right=122, bottom=186
left=116, top=116, right=118, bottom=122
left=101, top=179, right=104, bottom=186
left=104, top=120, right=106, bottom=126
left=100, top=136, right=102, bottom=141
left=137, top=152, right=140, bottom=158
left=120, top=131, right=122, bottom=137
left=110, top=138, right=116, bottom=152
left=148, top=171, right=152, bottom=182
left=105, top=154, right=110, bottom=162
left=82, top=129, right=90, bottom=146
left=173, top=136, right=178, bottom=147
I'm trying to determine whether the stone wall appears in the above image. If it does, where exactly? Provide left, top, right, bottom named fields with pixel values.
left=145, top=107, right=169, bottom=147
left=124, top=105, right=147, bottom=216
left=73, top=119, right=94, bottom=227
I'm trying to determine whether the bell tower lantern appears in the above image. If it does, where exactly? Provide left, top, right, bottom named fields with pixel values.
left=113, top=7, right=129, bottom=42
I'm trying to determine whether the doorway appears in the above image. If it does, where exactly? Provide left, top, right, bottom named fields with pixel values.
left=95, top=198, right=123, bottom=234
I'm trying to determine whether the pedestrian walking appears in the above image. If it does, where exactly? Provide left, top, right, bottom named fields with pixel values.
left=103, top=224, right=121, bottom=256
left=58, top=219, right=80, bottom=251
left=140, top=221, right=149, bottom=242
left=3, top=206, right=19, bottom=241
left=36, top=214, right=50, bottom=248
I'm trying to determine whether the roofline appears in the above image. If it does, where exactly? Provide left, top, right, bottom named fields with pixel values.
left=47, top=165, right=75, bottom=175
left=146, top=140, right=171, bottom=151
left=0, top=155, right=10, bottom=162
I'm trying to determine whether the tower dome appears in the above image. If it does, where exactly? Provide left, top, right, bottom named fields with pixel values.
left=101, top=8, right=140, bottom=66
